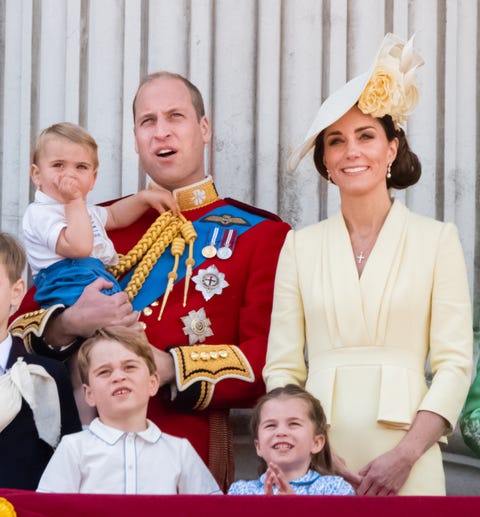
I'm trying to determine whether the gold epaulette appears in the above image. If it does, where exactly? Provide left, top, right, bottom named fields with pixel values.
left=9, top=304, right=65, bottom=354
left=169, top=344, right=254, bottom=410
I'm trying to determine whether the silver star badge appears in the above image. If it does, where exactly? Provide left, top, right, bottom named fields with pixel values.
left=192, top=264, right=229, bottom=301
left=181, top=308, right=214, bottom=345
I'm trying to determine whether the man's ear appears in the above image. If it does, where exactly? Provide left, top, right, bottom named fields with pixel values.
left=200, top=116, right=212, bottom=144
left=134, top=127, right=139, bottom=154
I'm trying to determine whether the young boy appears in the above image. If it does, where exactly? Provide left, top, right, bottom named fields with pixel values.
left=0, top=232, right=81, bottom=489
left=37, top=326, right=221, bottom=494
left=23, top=122, right=179, bottom=308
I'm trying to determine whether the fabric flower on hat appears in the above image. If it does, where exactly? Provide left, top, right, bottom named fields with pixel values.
left=358, top=35, right=424, bottom=127
left=287, top=33, right=424, bottom=171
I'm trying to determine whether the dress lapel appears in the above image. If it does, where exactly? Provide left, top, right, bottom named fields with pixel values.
left=326, top=212, right=370, bottom=347
left=359, top=199, right=408, bottom=344
left=325, top=199, right=408, bottom=347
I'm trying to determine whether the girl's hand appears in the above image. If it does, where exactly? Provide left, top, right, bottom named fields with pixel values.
left=331, top=451, right=362, bottom=491
left=263, top=463, right=295, bottom=495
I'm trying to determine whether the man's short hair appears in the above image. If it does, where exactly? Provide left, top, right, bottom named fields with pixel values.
left=132, top=71, right=206, bottom=122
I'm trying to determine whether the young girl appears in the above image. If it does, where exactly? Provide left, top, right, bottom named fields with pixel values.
left=228, top=384, right=354, bottom=495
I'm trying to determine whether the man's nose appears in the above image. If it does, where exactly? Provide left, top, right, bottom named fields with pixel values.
left=154, top=120, right=172, bottom=139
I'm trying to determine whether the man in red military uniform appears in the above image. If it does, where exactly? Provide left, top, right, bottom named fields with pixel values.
left=11, top=72, right=290, bottom=491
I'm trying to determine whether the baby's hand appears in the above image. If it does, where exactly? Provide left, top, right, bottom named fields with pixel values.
left=54, top=173, right=83, bottom=202
left=263, top=463, right=295, bottom=495
left=142, top=184, right=180, bottom=216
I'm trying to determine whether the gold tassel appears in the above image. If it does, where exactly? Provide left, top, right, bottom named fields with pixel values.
left=158, top=237, right=185, bottom=320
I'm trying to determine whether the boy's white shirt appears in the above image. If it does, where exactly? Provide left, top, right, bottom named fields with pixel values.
left=22, top=189, right=118, bottom=277
left=37, top=417, right=221, bottom=495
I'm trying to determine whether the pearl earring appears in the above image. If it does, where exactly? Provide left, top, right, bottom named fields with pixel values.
left=326, top=169, right=332, bottom=183
left=386, top=163, right=392, bottom=179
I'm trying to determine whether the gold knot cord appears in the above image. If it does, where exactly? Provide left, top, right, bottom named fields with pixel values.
left=107, top=211, right=197, bottom=315
left=0, top=498, right=16, bottom=517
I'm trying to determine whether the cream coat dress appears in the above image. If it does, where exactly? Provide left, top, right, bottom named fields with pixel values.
left=264, top=200, right=473, bottom=495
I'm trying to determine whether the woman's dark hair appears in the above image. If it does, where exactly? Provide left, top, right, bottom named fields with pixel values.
left=313, top=111, right=421, bottom=190
left=250, top=384, right=333, bottom=476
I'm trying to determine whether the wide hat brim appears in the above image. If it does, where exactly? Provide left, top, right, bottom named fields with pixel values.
left=287, top=33, right=409, bottom=171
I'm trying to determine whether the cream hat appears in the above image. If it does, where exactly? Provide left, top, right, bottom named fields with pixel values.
left=288, top=33, right=424, bottom=171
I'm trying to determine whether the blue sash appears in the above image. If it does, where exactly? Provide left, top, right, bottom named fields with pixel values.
left=119, top=205, right=266, bottom=310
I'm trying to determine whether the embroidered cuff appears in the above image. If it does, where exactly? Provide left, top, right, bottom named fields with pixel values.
left=8, top=305, right=79, bottom=359
left=170, top=344, right=254, bottom=390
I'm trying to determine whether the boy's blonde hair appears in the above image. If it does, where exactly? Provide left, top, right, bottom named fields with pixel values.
left=32, top=122, right=99, bottom=169
left=77, top=326, right=157, bottom=385
left=0, top=232, right=26, bottom=283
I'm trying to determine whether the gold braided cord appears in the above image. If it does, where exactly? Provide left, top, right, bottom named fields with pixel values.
left=107, top=211, right=174, bottom=278
left=124, top=218, right=183, bottom=301
left=107, top=211, right=197, bottom=304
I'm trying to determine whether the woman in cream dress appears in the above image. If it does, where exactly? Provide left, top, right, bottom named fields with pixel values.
left=263, top=34, right=473, bottom=496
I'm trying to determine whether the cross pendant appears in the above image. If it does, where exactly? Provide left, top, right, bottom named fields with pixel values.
left=356, top=251, right=365, bottom=264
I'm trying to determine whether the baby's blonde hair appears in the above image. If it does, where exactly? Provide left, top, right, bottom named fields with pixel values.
left=32, top=122, right=99, bottom=169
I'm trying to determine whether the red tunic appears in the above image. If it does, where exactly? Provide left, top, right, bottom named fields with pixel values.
left=12, top=185, right=290, bottom=489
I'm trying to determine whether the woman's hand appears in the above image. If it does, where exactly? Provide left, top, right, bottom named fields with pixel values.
left=263, top=463, right=294, bottom=495
left=356, top=447, right=415, bottom=495
left=356, top=411, right=447, bottom=496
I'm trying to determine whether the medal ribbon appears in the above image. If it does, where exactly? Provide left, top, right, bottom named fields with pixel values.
left=120, top=205, right=266, bottom=310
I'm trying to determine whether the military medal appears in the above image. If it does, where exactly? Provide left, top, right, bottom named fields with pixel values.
left=202, top=245, right=216, bottom=258
left=181, top=308, right=214, bottom=345
left=202, top=227, right=220, bottom=258
left=217, top=229, right=237, bottom=260
left=192, top=264, right=229, bottom=301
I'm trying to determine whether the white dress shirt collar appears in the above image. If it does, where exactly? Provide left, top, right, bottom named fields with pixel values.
left=88, top=417, right=162, bottom=445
